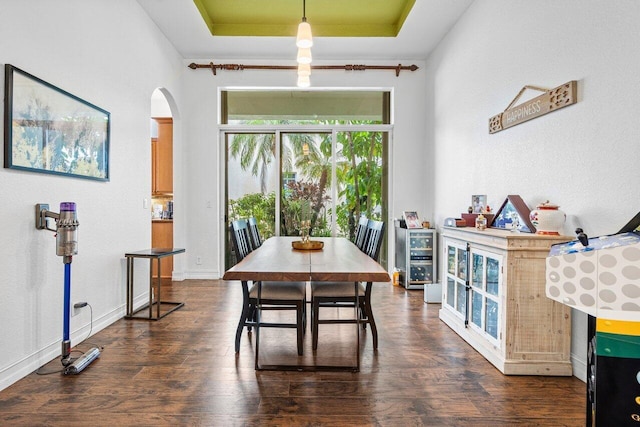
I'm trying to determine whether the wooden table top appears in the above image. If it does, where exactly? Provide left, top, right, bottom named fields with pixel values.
left=223, top=236, right=390, bottom=283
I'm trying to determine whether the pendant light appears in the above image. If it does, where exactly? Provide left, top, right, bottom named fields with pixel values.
left=296, top=47, right=312, bottom=64
left=297, top=62, right=311, bottom=77
left=295, top=0, right=312, bottom=87
left=297, top=75, right=311, bottom=88
left=296, top=0, right=313, bottom=49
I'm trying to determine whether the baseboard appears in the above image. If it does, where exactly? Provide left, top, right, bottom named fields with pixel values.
left=571, top=352, right=587, bottom=383
left=0, top=304, right=123, bottom=392
left=171, top=271, right=186, bottom=281
left=183, top=270, right=219, bottom=280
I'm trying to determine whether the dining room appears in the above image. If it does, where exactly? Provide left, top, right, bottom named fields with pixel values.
left=1, top=1, right=639, bottom=426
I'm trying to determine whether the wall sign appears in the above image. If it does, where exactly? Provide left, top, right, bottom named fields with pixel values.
left=489, top=80, right=577, bottom=134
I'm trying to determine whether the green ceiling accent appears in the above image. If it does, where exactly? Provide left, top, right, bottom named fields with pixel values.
left=193, top=0, right=416, bottom=37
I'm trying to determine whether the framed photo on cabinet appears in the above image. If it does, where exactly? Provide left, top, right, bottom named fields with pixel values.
left=403, top=211, right=423, bottom=229
left=471, top=195, right=486, bottom=213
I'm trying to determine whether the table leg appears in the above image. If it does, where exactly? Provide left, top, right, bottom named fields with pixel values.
left=148, top=259, right=154, bottom=319
left=255, top=281, right=262, bottom=370
left=355, top=280, right=360, bottom=372
left=156, top=258, right=162, bottom=319
left=126, top=257, right=134, bottom=316
left=125, top=251, right=184, bottom=321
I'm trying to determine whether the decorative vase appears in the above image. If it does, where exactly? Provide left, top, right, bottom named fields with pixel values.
left=529, top=201, right=565, bottom=235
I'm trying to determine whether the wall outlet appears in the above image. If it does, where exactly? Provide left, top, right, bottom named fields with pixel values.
left=73, top=302, right=87, bottom=316
left=196, top=256, right=202, bottom=265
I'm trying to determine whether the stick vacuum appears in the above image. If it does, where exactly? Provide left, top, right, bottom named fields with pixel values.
left=36, top=202, right=100, bottom=374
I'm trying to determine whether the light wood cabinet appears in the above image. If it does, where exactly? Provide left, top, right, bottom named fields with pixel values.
left=152, top=220, right=173, bottom=279
left=151, top=117, right=173, bottom=194
left=439, top=226, right=572, bottom=375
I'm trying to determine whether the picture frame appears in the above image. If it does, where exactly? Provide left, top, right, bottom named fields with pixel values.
left=403, top=211, right=422, bottom=229
left=471, top=194, right=486, bottom=213
left=4, top=64, right=110, bottom=181
left=490, top=195, right=536, bottom=233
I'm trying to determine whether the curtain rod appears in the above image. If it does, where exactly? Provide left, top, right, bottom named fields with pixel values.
left=187, top=62, right=419, bottom=77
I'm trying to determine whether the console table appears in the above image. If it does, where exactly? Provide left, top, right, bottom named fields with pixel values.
left=125, top=248, right=185, bottom=320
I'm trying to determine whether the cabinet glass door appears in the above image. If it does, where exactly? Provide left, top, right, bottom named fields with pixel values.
left=468, top=248, right=502, bottom=345
left=443, top=239, right=467, bottom=316
left=486, top=257, right=500, bottom=296
left=485, top=298, right=499, bottom=339
left=457, top=248, right=467, bottom=280
left=470, top=253, right=484, bottom=328
left=446, top=277, right=455, bottom=308
left=447, top=246, right=456, bottom=276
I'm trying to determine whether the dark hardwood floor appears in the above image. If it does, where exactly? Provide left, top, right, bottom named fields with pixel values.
left=0, top=280, right=586, bottom=426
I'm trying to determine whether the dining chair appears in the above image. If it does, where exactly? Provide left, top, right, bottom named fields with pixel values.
left=230, top=219, right=307, bottom=355
left=354, top=215, right=369, bottom=251
left=247, top=217, right=262, bottom=249
left=310, top=219, right=386, bottom=350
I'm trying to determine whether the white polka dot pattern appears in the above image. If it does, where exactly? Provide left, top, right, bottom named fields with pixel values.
left=546, top=242, right=640, bottom=321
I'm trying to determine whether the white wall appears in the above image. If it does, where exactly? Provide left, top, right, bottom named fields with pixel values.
left=426, top=0, right=640, bottom=380
left=180, top=61, right=429, bottom=279
left=0, top=0, right=185, bottom=390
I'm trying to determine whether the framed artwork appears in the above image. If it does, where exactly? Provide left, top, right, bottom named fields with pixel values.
left=4, top=64, right=110, bottom=181
left=471, top=195, right=487, bottom=213
left=403, top=211, right=422, bottom=229
left=490, top=195, right=536, bottom=233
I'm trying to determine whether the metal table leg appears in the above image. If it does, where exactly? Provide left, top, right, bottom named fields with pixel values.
left=125, top=253, right=184, bottom=321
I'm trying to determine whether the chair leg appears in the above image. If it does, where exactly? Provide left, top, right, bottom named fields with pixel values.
left=312, top=298, right=320, bottom=350
left=297, top=301, right=304, bottom=356
left=364, top=301, right=378, bottom=349
left=235, top=302, right=251, bottom=353
left=302, top=299, right=307, bottom=334
left=247, top=303, right=256, bottom=332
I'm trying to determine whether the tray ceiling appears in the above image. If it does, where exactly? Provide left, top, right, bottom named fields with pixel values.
left=193, top=0, right=416, bottom=37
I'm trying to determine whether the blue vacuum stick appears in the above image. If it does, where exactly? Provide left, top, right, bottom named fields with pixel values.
left=36, top=202, right=100, bottom=374
left=62, top=262, right=72, bottom=361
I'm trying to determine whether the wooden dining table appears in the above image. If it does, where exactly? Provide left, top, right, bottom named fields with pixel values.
left=223, top=236, right=391, bottom=371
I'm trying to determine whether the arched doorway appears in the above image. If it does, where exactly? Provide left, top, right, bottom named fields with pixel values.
left=150, top=88, right=176, bottom=279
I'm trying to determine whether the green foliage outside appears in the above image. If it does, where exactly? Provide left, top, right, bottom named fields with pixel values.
left=228, top=120, right=383, bottom=242
left=229, top=191, right=276, bottom=239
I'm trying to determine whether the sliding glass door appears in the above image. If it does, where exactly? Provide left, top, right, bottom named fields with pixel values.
left=222, top=89, right=391, bottom=269
left=225, top=128, right=388, bottom=269
left=225, top=132, right=277, bottom=268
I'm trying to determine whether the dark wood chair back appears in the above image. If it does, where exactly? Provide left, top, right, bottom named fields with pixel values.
left=354, top=215, right=369, bottom=250
left=247, top=217, right=262, bottom=250
left=362, top=220, right=385, bottom=261
left=229, top=219, right=252, bottom=263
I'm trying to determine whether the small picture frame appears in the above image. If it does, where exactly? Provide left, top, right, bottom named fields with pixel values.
left=403, top=211, right=422, bottom=229
left=471, top=195, right=487, bottom=214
